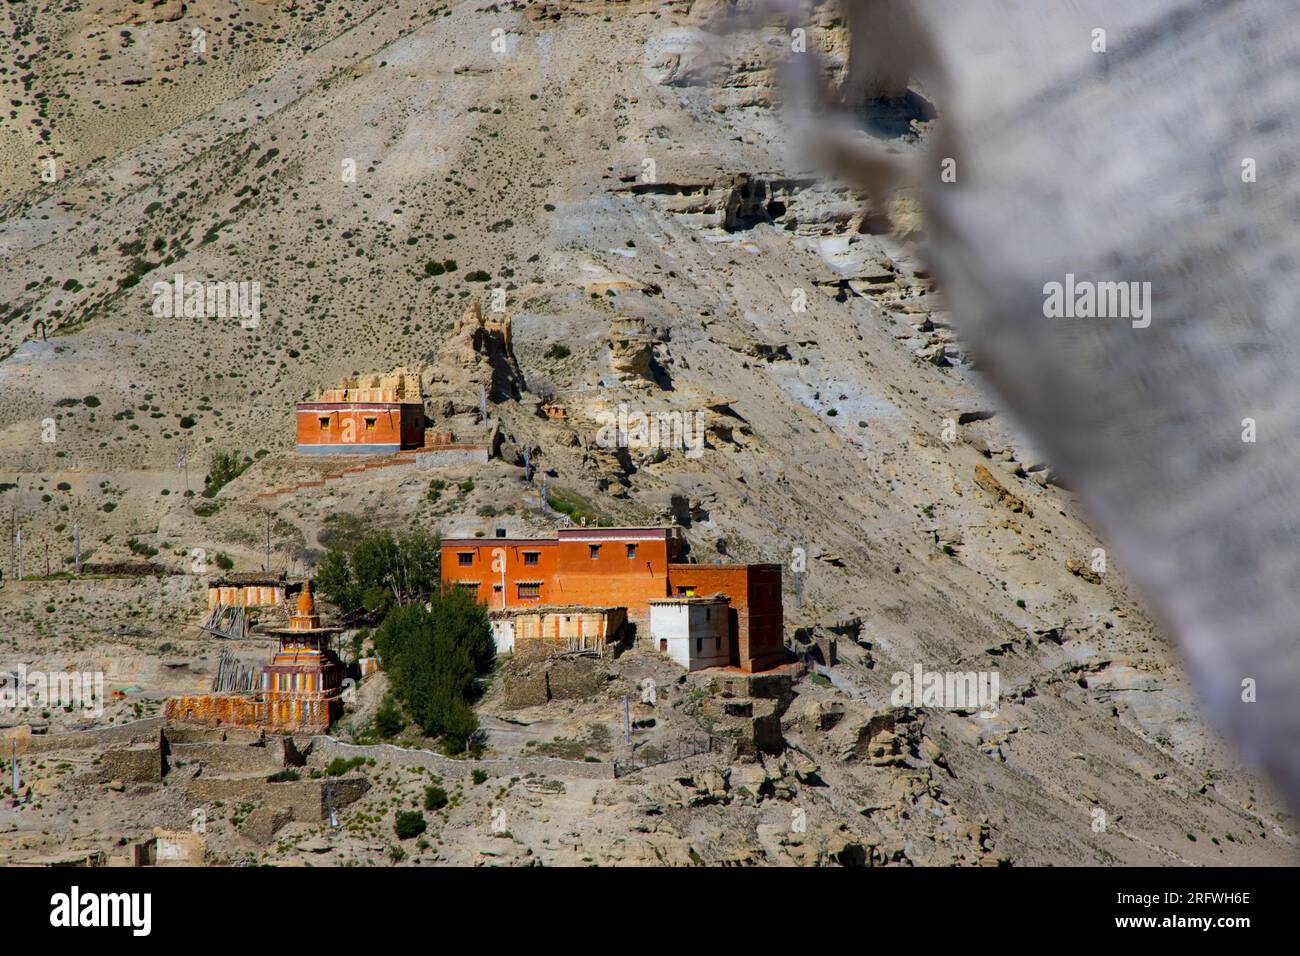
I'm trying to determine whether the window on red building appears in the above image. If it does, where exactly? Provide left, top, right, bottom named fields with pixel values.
left=523, top=551, right=540, bottom=566
left=626, top=544, right=637, bottom=558
left=589, top=545, right=600, bottom=559
left=457, top=552, right=474, bottom=566
left=518, top=582, right=541, bottom=599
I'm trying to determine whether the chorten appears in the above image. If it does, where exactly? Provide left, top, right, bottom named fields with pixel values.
left=260, top=580, right=346, bottom=727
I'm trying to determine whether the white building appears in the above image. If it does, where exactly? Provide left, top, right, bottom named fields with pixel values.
left=648, top=596, right=731, bottom=671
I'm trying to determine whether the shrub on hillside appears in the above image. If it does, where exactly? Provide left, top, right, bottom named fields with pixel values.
left=394, top=810, right=427, bottom=840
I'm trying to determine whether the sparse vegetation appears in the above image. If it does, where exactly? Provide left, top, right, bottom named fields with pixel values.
left=202, top=451, right=250, bottom=498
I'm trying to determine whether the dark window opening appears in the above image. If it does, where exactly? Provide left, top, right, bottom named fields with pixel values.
left=523, top=551, right=540, bottom=566
left=589, top=544, right=600, bottom=559
left=457, top=552, right=473, bottom=566
left=626, top=543, right=637, bottom=558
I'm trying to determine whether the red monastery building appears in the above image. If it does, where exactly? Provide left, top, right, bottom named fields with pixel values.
left=295, top=368, right=425, bottom=455
left=441, top=528, right=786, bottom=672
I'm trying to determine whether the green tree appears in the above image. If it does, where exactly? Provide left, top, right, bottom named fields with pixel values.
left=314, top=527, right=441, bottom=624
left=372, top=587, right=492, bottom=752
left=374, top=694, right=403, bottom=739
left=202, top=451, right=249, bottom=498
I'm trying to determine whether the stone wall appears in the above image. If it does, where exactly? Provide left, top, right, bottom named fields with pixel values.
left=416, top=446, right=490, bottom=467
left=27, top=716, right=163, bottom=754
left=309, top=736, right=614, bottom=781
left=184, top=776, right=371, bottom=824
left=97, top=745, right=164, bottom=783
left=500, top=654, right=608, bottom=708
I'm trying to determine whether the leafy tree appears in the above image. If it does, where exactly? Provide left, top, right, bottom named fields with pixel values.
left=202, top=451, right=249, bottom=498
left=372, top=586, right=492, bottom=752
left=315, top=527, right=441, bottom=623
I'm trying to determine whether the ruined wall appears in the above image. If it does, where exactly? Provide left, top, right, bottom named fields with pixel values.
left=415, top=445, right=490, bottom=467
left=500, top=654, right=609, bottom=708
left=308, top=736, right=614, bottom=780
left=184, top=776, right=370, bottom=831
left=97, top=744, right=164, bottom=783
left=27, top=716, right=163, bottom=754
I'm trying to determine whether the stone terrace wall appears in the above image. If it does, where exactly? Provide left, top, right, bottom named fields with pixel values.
left=309, top=736, right=615, bottom=781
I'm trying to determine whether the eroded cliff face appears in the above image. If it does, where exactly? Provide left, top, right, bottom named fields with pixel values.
left=0, top=0, right=1291, bottom=865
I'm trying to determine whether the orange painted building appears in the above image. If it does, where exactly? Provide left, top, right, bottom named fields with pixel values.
left=295, top=368, right=425, bottom=455
left=442, top=528, right=683, bottom=618
left=441, top=528, right=786, bottom=672
left=667, top=563, right=785, bottom=672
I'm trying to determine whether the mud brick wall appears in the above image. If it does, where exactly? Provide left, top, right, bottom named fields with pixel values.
left=500, top=655, right=607, bottom=708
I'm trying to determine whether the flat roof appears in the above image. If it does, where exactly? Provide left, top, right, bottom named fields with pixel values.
left=442, top=527, right=678, bottom=547
left=443, top=538, right=559, bottom=548
left=649, top=594, right=730, bottom=605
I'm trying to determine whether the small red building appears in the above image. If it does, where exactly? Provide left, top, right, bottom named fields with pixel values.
left=295, top=368, right=424, bottom=455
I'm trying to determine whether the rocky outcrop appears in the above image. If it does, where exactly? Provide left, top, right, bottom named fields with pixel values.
left=427, top=301, right=526, bottom=407
left=973, top=464, right=1033, bottom=517
left=607, top=315, right=656, bottom=383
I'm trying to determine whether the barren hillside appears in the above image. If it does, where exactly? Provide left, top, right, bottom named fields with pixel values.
left=0, top=0, right=1292, bottom=865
